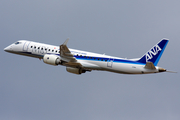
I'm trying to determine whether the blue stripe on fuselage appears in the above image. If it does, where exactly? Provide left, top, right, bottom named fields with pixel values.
left=46, top=53, right=145, bottom=65
left=74, top=55, right=145, bottom=65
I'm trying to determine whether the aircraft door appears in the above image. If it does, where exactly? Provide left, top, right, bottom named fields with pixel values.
left=107, top=58, right=114, bottom=67
left=39, top=46, right=47, bottom=54
left=23, top=42, right=31, bottom=51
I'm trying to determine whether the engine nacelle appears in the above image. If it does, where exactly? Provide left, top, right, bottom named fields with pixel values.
left=66, top=67, right=86, bottom=75
left=43, top=54, right=61, bottom=66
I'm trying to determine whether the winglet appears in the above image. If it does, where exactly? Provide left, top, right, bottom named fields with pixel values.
left=63, top=38, right=69, bottom=46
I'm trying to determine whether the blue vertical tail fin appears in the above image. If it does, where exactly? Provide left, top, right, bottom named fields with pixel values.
left=137, top=39, right=169, bottom=66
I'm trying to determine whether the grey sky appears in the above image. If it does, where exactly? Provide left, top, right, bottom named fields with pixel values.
left=1, top=0, right=180, bottom=120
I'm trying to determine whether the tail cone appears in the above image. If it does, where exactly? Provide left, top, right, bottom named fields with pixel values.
left=159, top=68, right=166, bottom=72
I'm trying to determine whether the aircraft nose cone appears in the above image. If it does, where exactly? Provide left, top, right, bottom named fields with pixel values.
left=4, top=46, right=12, bottom=52
left=4, top=47, right=8, bottom=51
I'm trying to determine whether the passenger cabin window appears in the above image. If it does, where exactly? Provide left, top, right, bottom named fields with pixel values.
left=38, top=47, right=40, bottom=49
left=34, top=46, right=36, bottom=49
left=31, top=46, right=33, bottom=48
left=52, top=50, right=54, bottom=52
left=41, top=48, right=43, bottom=50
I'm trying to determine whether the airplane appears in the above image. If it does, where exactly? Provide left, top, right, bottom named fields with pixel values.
left=4, top=38, right=173, bottom=75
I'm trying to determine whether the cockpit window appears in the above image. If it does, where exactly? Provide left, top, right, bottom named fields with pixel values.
left=14, top=42, right=21, bottom=45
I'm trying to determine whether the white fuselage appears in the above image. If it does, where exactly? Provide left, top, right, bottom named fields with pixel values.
left=4, top=40, right=164, bottom=74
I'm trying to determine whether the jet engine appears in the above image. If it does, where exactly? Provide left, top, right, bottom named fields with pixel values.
left=66, top=67, right=86, bottom=75
left=43, top=54, right=61, bottom=66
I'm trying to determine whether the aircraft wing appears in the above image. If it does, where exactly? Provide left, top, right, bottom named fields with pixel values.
left=60, top=38, right=79, bottom=66
left=60, top=39, right=101, bottom=70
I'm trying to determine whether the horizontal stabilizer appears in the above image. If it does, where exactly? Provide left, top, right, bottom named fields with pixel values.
left=145, top=62, right=156, bottom=69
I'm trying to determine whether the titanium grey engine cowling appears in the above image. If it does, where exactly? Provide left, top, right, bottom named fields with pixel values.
left=43, top=54, right=61, bottom=66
